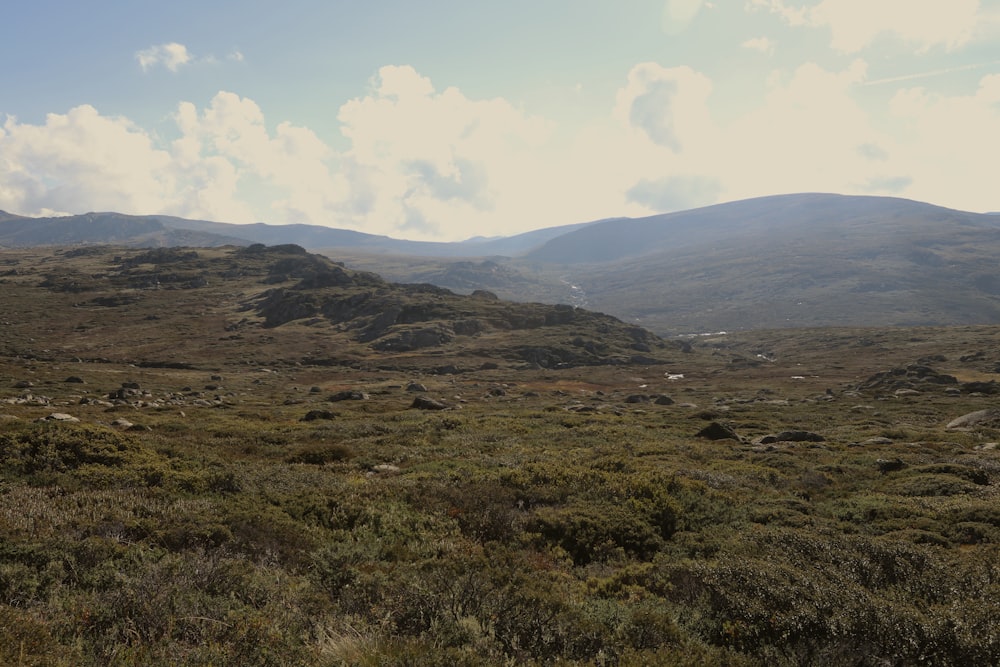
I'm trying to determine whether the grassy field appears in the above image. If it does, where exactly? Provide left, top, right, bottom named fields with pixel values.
left=1, top=246, right=999, bottom=665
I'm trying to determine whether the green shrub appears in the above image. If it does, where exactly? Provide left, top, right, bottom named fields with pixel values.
left=885, top=474, right=982, bottom=497
left=0, top=423, right=135, bottom=474
left=285, top=443, right=353, bottom=465
left=530, top=503, right=664, bottom=565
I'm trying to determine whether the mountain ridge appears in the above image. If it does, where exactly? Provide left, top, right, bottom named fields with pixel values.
left=5, top=193, right=1000, bottom=334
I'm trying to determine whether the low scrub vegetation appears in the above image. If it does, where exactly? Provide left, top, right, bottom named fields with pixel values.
left=2, top=245, right=1000, bottom=664
left=1, top=393, right=998, bottom=665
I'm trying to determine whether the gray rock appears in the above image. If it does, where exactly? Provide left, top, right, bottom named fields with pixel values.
left=406, top=382, right=428, bottom=392
left=860, top=437, right=894, bottom=445
left=696, top=421, right=741, bottom=441
left=41, top=413, right=79, bottom=423
left=946, top=409, right=1000, bottom=430
left=411, top=396, right=449, bottom=410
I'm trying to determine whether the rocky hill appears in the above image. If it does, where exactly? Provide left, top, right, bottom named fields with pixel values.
left=0, top=244, right=677, bottom=374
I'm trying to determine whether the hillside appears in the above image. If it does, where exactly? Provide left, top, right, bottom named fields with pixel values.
left=323, top=194, right=1000, bottom=334
left=2, top=243, right=1000, bottom=664
left=551, top=194, right=1000, bottom=333
left=6, top=193, right=1000, bottom=335
left=0, top=244, right=672, bottom=373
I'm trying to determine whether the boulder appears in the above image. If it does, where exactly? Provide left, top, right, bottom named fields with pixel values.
left=411, top=396, right=449, bottom=411
left=696, top=421, right=741, bottom=441
left=946, top=409, right=1000, bottom=430
left=40, top=413, right=79, bottom=423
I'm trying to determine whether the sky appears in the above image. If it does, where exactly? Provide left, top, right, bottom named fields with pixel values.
left=1, top=0, right=999, bottom=241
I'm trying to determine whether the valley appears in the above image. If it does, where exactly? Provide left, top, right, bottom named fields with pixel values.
left=1, top=244, right=999, bottom=665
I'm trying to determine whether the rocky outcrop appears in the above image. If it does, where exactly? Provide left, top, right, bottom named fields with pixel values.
left=857, top=364, right=958, bottom=393
left=946, top=409, right=1000, bottom=430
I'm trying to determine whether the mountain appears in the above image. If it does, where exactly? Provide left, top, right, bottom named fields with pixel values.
left=522, top=194, right=1000, bottom=333
left=521, top=193, right=980, bottom=264
left=0, top=210, right=595, bottom=257
left=334, top=194, right=1000, bottom=334
left=5, top=193, right=1000, bottom=334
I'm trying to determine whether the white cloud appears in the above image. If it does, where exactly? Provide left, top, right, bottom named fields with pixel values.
left=742, top=36, right=775, bottom=54
left=662, top=0, right=705, bottom=35
left=3, top=60, right=999, bottom=241
left=335, top=65, right=556, bottom=237
left=812, top=0, right=981, bottom=53
left=0, top=70, right=567, bottom=240
left=0, top=106, right=174, bottom=215
left=746, top=0, right=808, bottom=26
left=884, top=73, right=1000, bottom=211
left=718, top=59, right=893, bottom=197
left=750, top=0, right=982, bottom=52
left=613, top=63, right=715, bottom=153
left=136, top=42, right=192, bottom=72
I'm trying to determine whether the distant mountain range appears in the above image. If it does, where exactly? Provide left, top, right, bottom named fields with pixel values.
left=0, top=209, right=596, bottom=257
left=4, top=193, right=1000, bottom=334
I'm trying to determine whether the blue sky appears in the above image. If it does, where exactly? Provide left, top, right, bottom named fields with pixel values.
left=2, top=0, right=999, bottom=240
